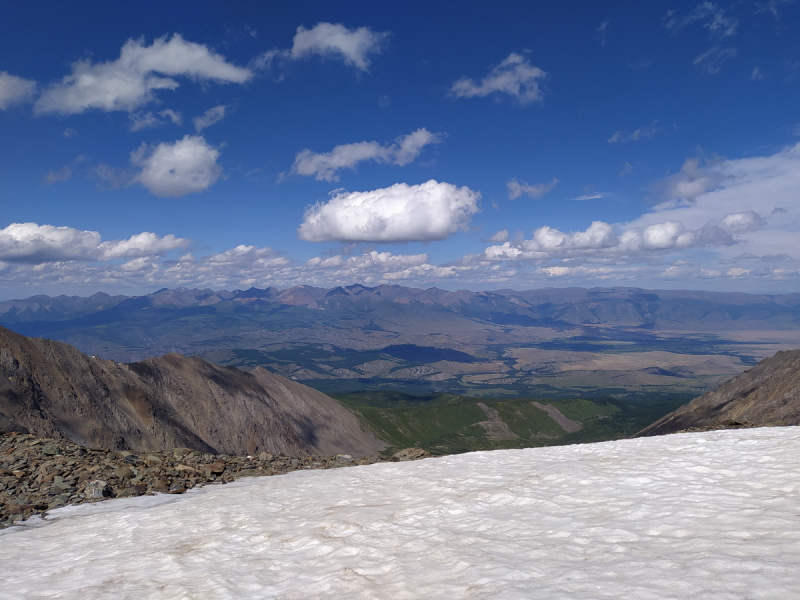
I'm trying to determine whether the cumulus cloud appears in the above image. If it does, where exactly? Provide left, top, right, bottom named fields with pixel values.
left=35, top=34, right=251, bottom=115
left=483, top=142, right=800, bottom=283
left=608, top=121, right=660, bottom=143
left=0, top=222, right=188, bottom=263
left=507, top=178, right=558, bottom=200
left=659, top=157, right=726, bottom=202
left=193, top=105, right=227, bottom=132
left=450, top=53, right=547, bottom=104
left=290, top=128, right=444, bottom=182
left=484, top=211, right=765, bottom=261
left=255, top=23, right=389, bottom=73
left=131, top=135, right=223, bottom=197
left=0, top=72, right=37, bottom=109
left=298, top=180, right=481, bottom=243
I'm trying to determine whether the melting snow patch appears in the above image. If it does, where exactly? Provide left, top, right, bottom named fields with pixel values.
left=2, top=428, right=800, bottom=598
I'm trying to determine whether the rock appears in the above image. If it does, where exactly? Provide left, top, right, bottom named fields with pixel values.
left=336, top=454, right=353, bottom=463
left=207, top=462, right=226, bottom=475
left=41, top=445, right=59, bottom=456
left=85, top=480, right=113, bottom=499
left=391, top=448, right=432, bottom=461
left=114, top=465, right=134, bottom=479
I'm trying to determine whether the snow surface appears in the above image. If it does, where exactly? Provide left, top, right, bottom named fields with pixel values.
left=2, top=428, right=800, bottom=599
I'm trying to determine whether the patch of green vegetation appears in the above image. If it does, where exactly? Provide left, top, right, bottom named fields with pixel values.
left=335, top=391, right=690, bottom=456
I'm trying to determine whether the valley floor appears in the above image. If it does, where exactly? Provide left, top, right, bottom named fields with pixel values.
left=1, top=427, right=799, bottom=598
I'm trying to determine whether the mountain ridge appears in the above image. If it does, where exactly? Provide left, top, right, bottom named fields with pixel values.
left=0, top=325, right=384, bottom=457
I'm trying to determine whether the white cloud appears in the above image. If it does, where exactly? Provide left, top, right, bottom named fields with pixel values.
left=484, top=142, right=800, bottom=280
left=290, top=128, right=444, bottom=182
left=0, top=71, right=36, bottom=109
left=128, top=111, right=161, bottom=131
left=507, top=178, right=558, bottom=200
left=694, top=46, right=737, bottom=74
left=35, top=34, right=251, bottom=115
left=574, top=192, right=609, bottom=200
left=451, top=53, right=547, bottom=104
left=298, top=180, right=481, bottom=243
left=595, top=19, right=610, bottom=46
left=160, top=109, right=182, bottom=125
left=0, top=222, right=188, bottom=263
left=484, top=211, right=765, bottom=261
left=665, top=3, right=738, bottom=38
left=44, top=167, right=72, bottom=185
left=131, top=135, right=223, bottom=197
left=608, top=121, right=660, bottom=143
left=487, top=230, right=509, bottom=243
left=256, top=23, right=389, bottom=73
left=128, top=108, right=183, bottom=131
left=290, top=23, right=389, bottom=71
left=194, top=105, right=227, bottom=132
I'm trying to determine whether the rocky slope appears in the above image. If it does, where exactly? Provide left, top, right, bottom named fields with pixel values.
left=0, top=326, right=385, bottom=457
left=0, top=431, right=429, bottom=528
left=635, top=348, right=800, bottom=436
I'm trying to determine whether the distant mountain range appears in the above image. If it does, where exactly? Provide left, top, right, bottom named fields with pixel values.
left=2, top=285, right=799, bottom=397
left=0, top=325, right=384, bottom=457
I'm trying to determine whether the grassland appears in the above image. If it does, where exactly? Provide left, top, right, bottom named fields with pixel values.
left=334, top=391, right=691, bottom=455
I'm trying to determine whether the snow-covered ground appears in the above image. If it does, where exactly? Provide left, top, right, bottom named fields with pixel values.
left=2, top=428, right=800, bottom=599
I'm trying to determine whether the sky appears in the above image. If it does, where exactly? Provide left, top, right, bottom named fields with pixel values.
left=1, top=0, right=800, bottom=299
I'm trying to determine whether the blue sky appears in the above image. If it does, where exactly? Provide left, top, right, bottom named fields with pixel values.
left=1, top=1, right=799, bottom=298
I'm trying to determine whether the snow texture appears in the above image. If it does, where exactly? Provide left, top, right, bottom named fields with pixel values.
left=2, top=427, right=800, bottom=599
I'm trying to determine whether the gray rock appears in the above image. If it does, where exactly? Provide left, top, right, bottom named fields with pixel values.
left=85, top=480, right=113, bottom=499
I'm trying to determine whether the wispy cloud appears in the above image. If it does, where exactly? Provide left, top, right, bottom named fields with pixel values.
left=289, top=128, right=444, bottom=182
left=193, top=105, right=227, bottom=132
left=595, top=19, right=610, bottom=46
left=608, top=121, right=660, bottom=144
left=451, top=53, right=547, bottom=104
left=254, top=22, right=390, bottom=73
left=507, top=178, right=559, bottom=200
left=35, top=34, right=251, bottom=115
left=0, top=71, right=36, bottom=110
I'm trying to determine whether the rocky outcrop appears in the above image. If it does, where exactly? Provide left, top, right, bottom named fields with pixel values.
left=0, top=432, right=429, bottom=528
left=635, top=349, right=800, bottom=437
left=0, top=326, right=385, bottom=457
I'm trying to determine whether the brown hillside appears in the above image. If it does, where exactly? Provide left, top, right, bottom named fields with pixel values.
left=635, top=349, right=800, bottom=437
left=0, top=326, right=384, bottom=457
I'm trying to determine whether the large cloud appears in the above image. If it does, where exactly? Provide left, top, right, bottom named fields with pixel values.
left=290, top=128, right=444, bottom=181
left=256, top=23, right=389, bottom=73
left=35, top=34, right=251, bottom=115
left=484, top=142, right=800, bottom=276
left=0, top=222, right=188, bottom=263
left=484, top=212, right=765, bottom=261
left=0, top=72, right=36, bottom=110
left=450, top=53, right=547, bottom=104
left=297, top=180, right=481, bottom=243
left=131, top=135, right=223, bottom=197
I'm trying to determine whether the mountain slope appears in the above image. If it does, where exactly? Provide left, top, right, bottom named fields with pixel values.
left=635, top=349, right=800, bottom=436
left=0, top=326, right=384, bottom=457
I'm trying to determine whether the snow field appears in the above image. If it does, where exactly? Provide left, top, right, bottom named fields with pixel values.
left=2, top=427, right=800, bottom=599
